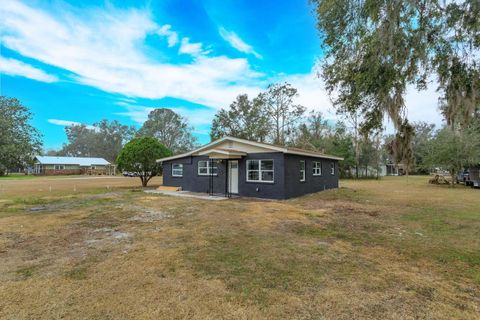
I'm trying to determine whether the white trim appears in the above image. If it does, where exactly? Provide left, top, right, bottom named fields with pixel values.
left=285, top=149, right=343, bottom=161
left=313, top=161, right=322, bottom=176
left=172, top=163, right=183, bottom=177
left=157, top=136, right=344, bottom=162
left=197, top=160, right=218, bottom=176
left=299, top=160, right=306, bottom=182
left=246, top=159, right=274, bottom=183
left=198, top=148, right=247, bottom=156
left=159, top=152, right=192, bottom=163
left=228, top=160, right=239, bottom=194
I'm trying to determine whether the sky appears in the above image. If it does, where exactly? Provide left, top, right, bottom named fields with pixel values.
left=0, top=0, right=444, bottom=150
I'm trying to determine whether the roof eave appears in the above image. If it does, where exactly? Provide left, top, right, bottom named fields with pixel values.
left=155, top=136, right=344, bottom=162
left=285, top=150, right=344, bottom=161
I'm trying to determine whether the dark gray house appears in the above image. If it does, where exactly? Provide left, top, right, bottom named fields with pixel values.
left=157, top=137, right=343, bottom=199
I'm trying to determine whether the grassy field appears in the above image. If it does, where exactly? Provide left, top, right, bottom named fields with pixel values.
left=0, top=176, right=479, bottom=319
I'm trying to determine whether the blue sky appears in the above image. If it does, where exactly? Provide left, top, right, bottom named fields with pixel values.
left=0, top=0, right=442, bottom=150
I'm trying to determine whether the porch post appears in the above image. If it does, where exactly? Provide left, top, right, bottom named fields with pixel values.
left=225, top=159, right=229, bottom=198
left=209, top=158, right=213, bottom=196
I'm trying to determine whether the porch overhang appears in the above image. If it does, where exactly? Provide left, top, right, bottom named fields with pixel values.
left=197, top=148, right=246, bottom=159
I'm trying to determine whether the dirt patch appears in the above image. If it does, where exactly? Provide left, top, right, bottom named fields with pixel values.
left=127, top=207, right=174, bottom=222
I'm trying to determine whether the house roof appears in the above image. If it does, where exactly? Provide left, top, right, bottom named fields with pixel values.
left=157, top=136, right=344, bottom=162
left=34, top=156, right=110, bottom=166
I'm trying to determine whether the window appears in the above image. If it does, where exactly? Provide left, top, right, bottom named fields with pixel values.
left=172, top=163, right=183, bottom=177
left=246, top=160, right=274, bottom=182
left=330, top=162, right=335, bottom=175
left=299, top=160, right=306, bottom=182
left=198, top=160, right=218, bottom=176
left=54, top=165, right=64, bottom=170
left=313, top=161, right=322, bottom=176
left=91, top=166, right=96, bottom=170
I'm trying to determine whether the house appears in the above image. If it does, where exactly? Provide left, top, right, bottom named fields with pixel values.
left=351, top=165, right=387, bottom=178
left=157, top=136, right=343, bottom=199
left=33, top=156, right=115, bottom=176
left=386, top=163, right=407, bottom=176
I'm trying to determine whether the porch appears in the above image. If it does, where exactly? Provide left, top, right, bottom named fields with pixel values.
left=197, top=148, right=246, bottom=198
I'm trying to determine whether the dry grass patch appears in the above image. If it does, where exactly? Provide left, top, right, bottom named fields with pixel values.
left=0, top=176, right=479, bottom=319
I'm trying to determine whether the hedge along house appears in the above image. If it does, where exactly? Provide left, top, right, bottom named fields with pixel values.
left=157, top=137, right=343, bottom=199
left=33, top=156, right=115, bottom=176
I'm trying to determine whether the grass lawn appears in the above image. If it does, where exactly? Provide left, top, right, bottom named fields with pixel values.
left=0, top=173, right=40, bottom=180
left=0, top=176, right=479, bottom=319
left=0, top=173, right=107, bottom=180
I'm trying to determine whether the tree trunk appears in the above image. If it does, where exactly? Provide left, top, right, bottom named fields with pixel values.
left=139, top=176, right=147, bottom=187
left=406, top=165, right=409, bottom=184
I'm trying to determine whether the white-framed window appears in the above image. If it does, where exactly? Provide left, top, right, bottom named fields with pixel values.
left=330, top=162, right=335, bottom=175
left=54, top=165, right=65, bottom=170
left=246, top=159, right=274, bottom=183
left=198, top=160, right=218, bottom=176
left=299, top=160, right=306, bottom=182
left=172, top=163, right=183, bottom=177
left=91, top=166, right=96, bottom=170
left=313, top=161, right=322, bottom=176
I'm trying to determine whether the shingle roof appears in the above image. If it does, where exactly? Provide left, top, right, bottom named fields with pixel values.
left=34, top=156, right=110, bottom=166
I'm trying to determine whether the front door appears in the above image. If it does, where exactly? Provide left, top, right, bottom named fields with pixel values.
left=228, top=160, right=239, bottom=194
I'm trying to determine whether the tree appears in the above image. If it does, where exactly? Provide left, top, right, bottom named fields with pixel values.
left=294, top=111, right=333, bottom=151
left=424, top=122, right=480, bottom=186
left=385, top=121, right=415, bottom=176
left=137, top=108, right=197, bottom=154
left=210, top=94, right=270, bottom=142
left=116, top=137, right=172, bottom=187
left=293, top=113, right=356, bottom=178
left=358, top=131, right=384, bottom=178
left=0, top=96, right=42, bottom=175
left=44, top=149, right=64, bottom=156
left=61, top=120, right=136, bottom=162
left=411, top=122, right=436, bottom=174
left=313, top=0, right=479, bottom=155
left=263, top=83, right=306, bottom=145
left=340, top=110, right=363, bottom=178
left=329, top=122, right=356, bottom=178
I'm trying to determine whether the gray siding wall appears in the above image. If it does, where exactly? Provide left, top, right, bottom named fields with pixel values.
left=283, top=154, right=339, bottom=199
left=237, top=152, right=285, bottom=199
left=163, top=152, right=339, bottom=199
left=163, top=156, right=227, bottom=194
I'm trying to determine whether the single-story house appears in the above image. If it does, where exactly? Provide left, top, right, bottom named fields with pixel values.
left=157, top=136, right=343, bottom=199
left=33, top=156, right=115, bottom=175
left=386, top=163, right=407, bottom=176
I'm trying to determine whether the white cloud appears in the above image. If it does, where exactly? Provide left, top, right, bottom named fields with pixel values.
left=281, top=71, right=336, bottom=119
left=0, top=1, right=262, bottom=109
left=219, top=27, right=262, bottom=59
left=0, top=56, right=58, bottom=82
left=157, top=24, right=178, bottom=47
left=178, top=37, right=206, bottom=56
left=115, top=104, right=154, bottom=124
left=115, top=103, right=217, bottom=131
left=48, top=119, right=95, bottom=129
